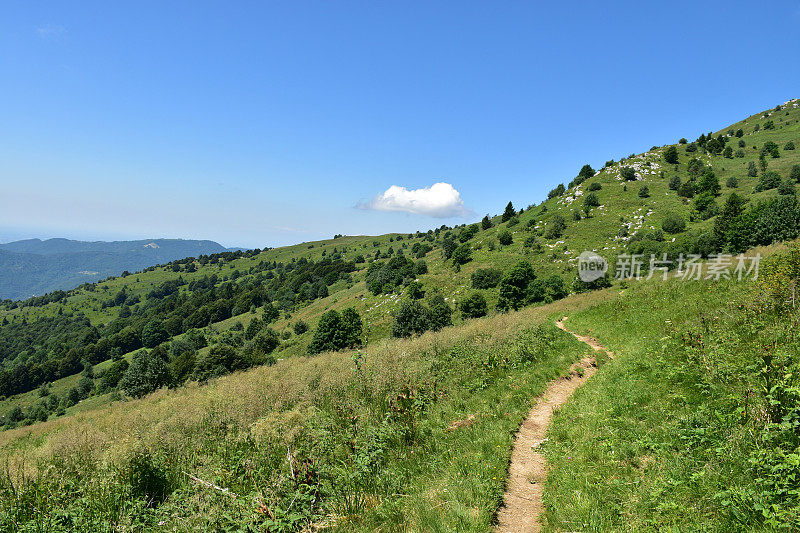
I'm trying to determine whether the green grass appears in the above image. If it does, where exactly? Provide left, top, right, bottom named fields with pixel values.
left=542, top=251, right=800, bottom=531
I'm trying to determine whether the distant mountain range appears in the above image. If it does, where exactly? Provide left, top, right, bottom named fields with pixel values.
left=0, top=238, right=241, bottom=300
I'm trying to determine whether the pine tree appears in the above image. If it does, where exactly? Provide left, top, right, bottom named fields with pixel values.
left=502, top=202, right=516, bottom=222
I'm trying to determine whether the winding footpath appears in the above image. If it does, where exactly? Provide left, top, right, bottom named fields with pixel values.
left=495, top=317, right=613, bottom=533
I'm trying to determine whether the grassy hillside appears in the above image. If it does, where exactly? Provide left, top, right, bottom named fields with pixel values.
left=1, top=99, right=799, bottom=427
left=0, top=99, right=799, bottom=530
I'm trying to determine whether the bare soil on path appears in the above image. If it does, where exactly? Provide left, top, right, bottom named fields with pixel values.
left=495, top=317, right=612, bottom=533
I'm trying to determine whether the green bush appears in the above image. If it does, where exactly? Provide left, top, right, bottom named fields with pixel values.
left=308, top=309, right=362, bottom=354
left=120, top=350, right=172, bottom=398
left=662, top=214, right=686, bottom=234
left=471, top=268, right=502, bottom=289
left=497, top=230, right=513, bottom=245
left=459, top=293, right=487, bottom=319
left=663, top=145, right=679, bottom=164
left=588, top=182, right=602, bottom=191
left=669, top=175, right=681, bottom=190
left=544, top=214, right=567, bottom=239
left=638, top=185, right=650, bottom=198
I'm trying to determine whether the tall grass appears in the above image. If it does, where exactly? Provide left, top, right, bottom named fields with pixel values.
left=0, top=290, right=605, bottom=531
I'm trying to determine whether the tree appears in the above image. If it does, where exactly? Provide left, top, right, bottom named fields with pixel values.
left=791, top=165, right=800, bottom=183
left=245, top=317, right=262, bottom=340
left=584, top=192, right=600, bottom=207
left=193, top=343, right=248, bottom=380
left=414, top=259, right=428, bottom=275
left=391, top=300, right=431, bottom=338
left=577, top=164, right=595, bottom=181
left=451, top=244, right=472, bottom=265
left=735, top=129, right=744, bottom=138
left=669, top=175, right=681, bottom=191
left=481, top=215, right=493, bottom=230
left=785, top=141, right=796, bottom=151
left=471, top=268, right=502, bottom=289
left=748, top=161, right=758, bottom=177
left=459, top=293, right=487, bottom=319
left=547, top=184, right=566, bottom=199
left=427, top=293, right=452, bottom=331
left=663, top=146, right=679, bottom=164
left=407, top=281, right=425, bottom=300
left=756, top=171, right=782, bottom=192
left=726, top=176, right=738, bottom=188
left=497, top=261, right=536, bottom=311
left=497, top=230, right=513, bottom=245
left=723, top=146, right=733, bottom=159
left=544, top=214, right=567, bottom=239
left=778, top=179, right=796, bottom=196
left=502, top=202, right=516, bottom=222
left=662, top=214, right=686, bottom=234
left=588, top=182, right=602, bottom=191
left=697, top=171, right=721, bottom=196
left=120, top=350, right=172, bottom=398
left=621, top=167, right=637, bottom=181
left=678, top=181, right=695, bottom=198
left=141, top=319, right=169, bottom=349
left=308, top=308, right=362, bottom=354
left=293, top=320, right=309, bottom=335
left=638, top=185, right=650, bottom=198
left=694, top=192, right=718, bottom=220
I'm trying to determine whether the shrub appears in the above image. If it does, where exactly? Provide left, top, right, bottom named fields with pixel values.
left=293, top=320, right=309, bottom=335
left=497, top=230, right=513, bottom=246
left=308, top=309, right=362, bottom=354
left=459, top=293, right=487, bottom=319
left=451, top=244, right=472, bottom=265
left=697, top=171, right=721, bottom=196
left=407, top=281, right=425, bottom=300
left=547, top=184, right=566, bottom=199
left=791, top=165, right=800, bottom=183
left=120, top=350, right=172, bottom=398
left=391, top=300, right=431, bottom=338
left=414, top=259, right=428, bottom=275
left=584, top=192, right=600, bottom=207
left=778, top=179, right=796, bottom=196
left=621, top=167, right=637, bottom=181
left=544, top=214, right=567, bottom=239
left=663, top=146, right=679, bottom=164
left=638, top=185, right=650, bottom=198
left=497, top=261, right=536, bottom=311
left=785, top=141, right=796, bottom=151
left=669, top=175, right=681, bottom=190
left=141, top=319, right=169, bottom=349
left=726, top=176, right=738, bottom=188
left=756, top=171, right=782, bottom=192
left=471, top=268, right=502, bottom=289
left=572, top=210, right=582, bottom=221
left=678, top=181, right=695, bottom=198
left=694, top=192, right=718, bottom=220
left=735, top=149, right=745, bottom=158
left=662, top=214, right=686, bottom=234
left=588, top=182, right=602, bottom=191
left=427, top=293, right=453, bottom=331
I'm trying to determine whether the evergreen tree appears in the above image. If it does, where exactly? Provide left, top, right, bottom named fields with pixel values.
left=481, top=215, right=493, bottom=230
left=502, top=202, right=516, bottom=222
left=663, top=146, right=679, bottom=164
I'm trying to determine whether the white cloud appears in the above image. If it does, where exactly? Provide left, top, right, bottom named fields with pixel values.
left=358, top=182, right=471, bottom=218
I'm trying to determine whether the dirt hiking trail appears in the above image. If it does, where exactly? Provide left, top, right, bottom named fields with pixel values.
left=495, top=316, right=613, bottom=533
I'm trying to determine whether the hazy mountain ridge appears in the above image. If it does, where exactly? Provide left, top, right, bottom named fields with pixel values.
left=0, top=238, right=238, bottom=299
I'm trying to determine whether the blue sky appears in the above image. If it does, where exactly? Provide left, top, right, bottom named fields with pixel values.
left=1, top=1, right=799, bottom=248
